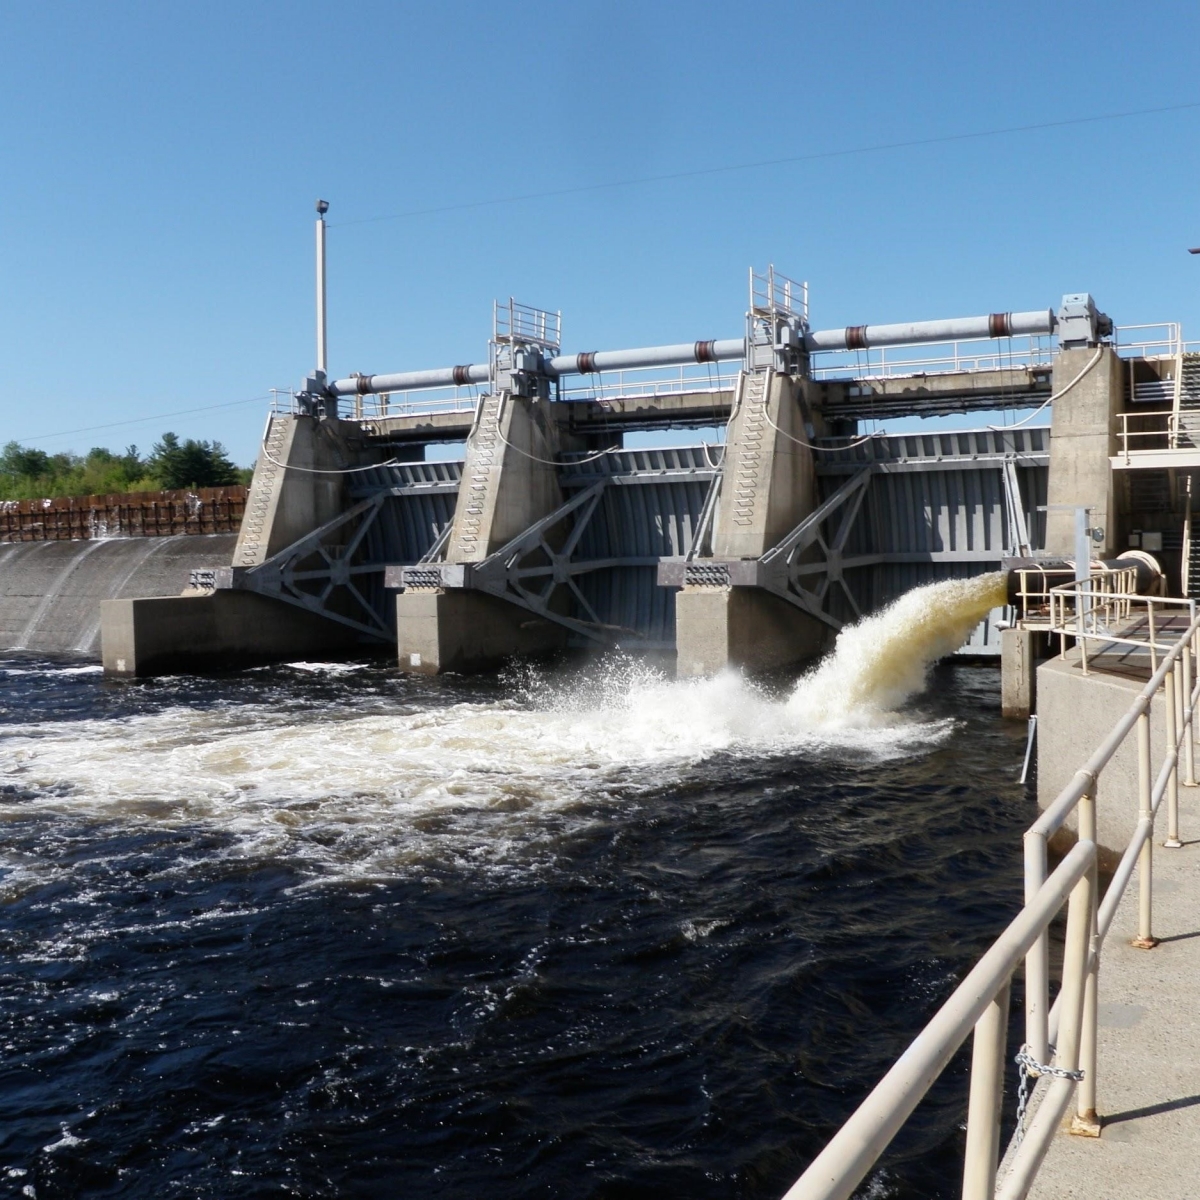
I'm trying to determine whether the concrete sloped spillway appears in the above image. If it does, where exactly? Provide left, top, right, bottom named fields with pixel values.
left=0, top=534, right=238, bottom=658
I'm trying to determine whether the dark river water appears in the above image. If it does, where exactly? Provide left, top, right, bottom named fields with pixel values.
left=0, top=644, right=1032, bottom=1199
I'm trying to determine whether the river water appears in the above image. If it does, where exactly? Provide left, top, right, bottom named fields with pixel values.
left=0, top=578, right=1033, bottom=1199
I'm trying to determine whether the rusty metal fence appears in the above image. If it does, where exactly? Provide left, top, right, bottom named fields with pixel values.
left=0, top=486, right=246, bottom=542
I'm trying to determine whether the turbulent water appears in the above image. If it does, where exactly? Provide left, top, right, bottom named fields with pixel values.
left=0, top=576, right=1031, bottom=1199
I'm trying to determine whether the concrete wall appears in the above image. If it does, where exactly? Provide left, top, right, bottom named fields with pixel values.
left=1036, top=653, right=1189, bottom=866
left=102, top=591, right=360, bottom=676
left=0, top=534, right=237, bottom=658
left=1044, top=347, right=1124, bottom=556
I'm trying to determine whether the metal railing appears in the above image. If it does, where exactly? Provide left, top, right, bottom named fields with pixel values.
left=751, top=265, right=808, bottom=322
left=493, top=297, right=561, bottom=352
left=557, top=362, right=739, bottom=405
left=1048, top=578, right=1196, bottom=675
left=1008, top=563, right=1138, bottom=632
left=781, top=599, right=1199, bottom=1200
left=1115, top=408, right=1200, bottom=463
left=809, top=324, right=1195, bottom=385
left=809, top=333, right=1058, bottom=381
left=1112, top=322, right=1183, bottom=358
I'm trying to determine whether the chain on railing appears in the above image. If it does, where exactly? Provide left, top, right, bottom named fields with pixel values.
left=780, top=601, right=1200, bottom=1200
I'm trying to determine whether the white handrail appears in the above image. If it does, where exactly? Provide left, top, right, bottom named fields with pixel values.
left=780, top=606, right=1200, bottom=1200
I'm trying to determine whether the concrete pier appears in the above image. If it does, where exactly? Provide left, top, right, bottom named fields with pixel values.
left=1043, top=346, right=1124, bottom=557
left=394, top=390, right=577, bottom=673
left=102, top=590, right=359, bottom=676
left=1001, top=627, right=1037, bottom=719
left=674, top=371, right=832, bottom=676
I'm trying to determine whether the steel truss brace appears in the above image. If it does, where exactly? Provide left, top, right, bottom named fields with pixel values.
left=399, top=481, right=646, bottom=643
left=1002, top=456, right=1032, bottom=557
left=757, top=466, right=874, bottom=628
left=469, top=482, right=625, bottom=643
left=217, top=495, right=392, bottom=639
left=658, top=467, right=873, bottom=629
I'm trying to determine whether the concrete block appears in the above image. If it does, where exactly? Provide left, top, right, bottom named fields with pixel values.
left=395, top=590, right=567, bottom=674
left=101, top=592, right=359, bottom=676
left=674, top=586, right=830, bottom=677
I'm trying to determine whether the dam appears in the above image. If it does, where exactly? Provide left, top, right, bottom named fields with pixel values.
left=82, top=247, right=1192, bottom=684
left=5, top=230, right=1200, bottom=1197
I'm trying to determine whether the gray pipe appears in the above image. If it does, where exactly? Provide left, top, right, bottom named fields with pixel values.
left=805, top=309, right=1055, bottom=352
left=328, top=338, right=743, bottom=396
left=329, top=363, right=491, bottom=396
left=545, top=338, right=745, bottom=376
left=328, top=308, right=1058, bottom=396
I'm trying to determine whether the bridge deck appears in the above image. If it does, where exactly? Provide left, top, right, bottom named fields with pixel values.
left=1024, top=775, right=1200, bottom=1200
left=353, top=366, right=1052, bottom=444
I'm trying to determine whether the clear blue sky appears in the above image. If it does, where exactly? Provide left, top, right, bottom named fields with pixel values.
left=4, top=0, right=1200, bottom=465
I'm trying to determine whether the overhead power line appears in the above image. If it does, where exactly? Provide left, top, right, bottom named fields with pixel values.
left=331, top=99, right=1200, bottom=230
left=16, top=394, right=274, bottom=445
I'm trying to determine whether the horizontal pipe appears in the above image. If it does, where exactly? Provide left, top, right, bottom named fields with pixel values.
left=329, top=363, right=491, bottom=396
left=805, top=310, right=1055, bottom=352
left=546, top=338, right=746, bottom=376
left=780, top=841, right=1094, bottom=1200
left=330, top=339, right=744, bottom=396
left=330, top=307, right=1058, bottom=396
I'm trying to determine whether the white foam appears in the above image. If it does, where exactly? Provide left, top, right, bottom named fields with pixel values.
left=0, top=576, right=1004, bottom=881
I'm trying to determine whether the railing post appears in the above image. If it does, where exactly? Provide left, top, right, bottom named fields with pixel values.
left=1134, top=710, right=1159, bottom=949
left=1180, top=633, right=1190, bottom=792
left=962, top=983, right=1011, bottom=1200
left=1071, top=790, right=1101, bottom=1136
left=1148, top=600, right=1158, bottom=674
left=1166, top=662, right=1185, bottom=849
left=1023, top=832, right=1050, bottom=1064
left=1057, top=849, right=1095, bottom=1080
left=1167, top=663, right=1183, bottom=847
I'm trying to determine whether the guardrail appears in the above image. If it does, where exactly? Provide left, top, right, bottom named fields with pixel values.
left=1008, top=565, right=1137, bottom=633
left=780, top=600, right=1199, bottom=1200
left=1115, top=408, right=1200, bottom=463
left=809, top=324, right=1196, bottom=385
left=1048, top=579, right=1196, bottom=675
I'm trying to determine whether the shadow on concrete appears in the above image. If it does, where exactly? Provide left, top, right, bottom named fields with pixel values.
left=1105, top=1093, right=1200, bottom=1126
left=1155, top=929, right=1200, bottom=945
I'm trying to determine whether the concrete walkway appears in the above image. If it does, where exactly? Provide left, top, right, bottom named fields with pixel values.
left=1024, top=782, right=1200, bottom=1200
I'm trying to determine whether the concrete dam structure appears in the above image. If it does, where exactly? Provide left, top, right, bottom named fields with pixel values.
left=93, top=230, right=1194, bottom=678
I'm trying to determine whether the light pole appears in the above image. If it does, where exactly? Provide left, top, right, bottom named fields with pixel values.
left=316, top=199, right=329, bottom=378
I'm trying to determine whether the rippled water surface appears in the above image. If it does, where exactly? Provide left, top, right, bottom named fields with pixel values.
left=0, top=638, right=1031, bottom=1198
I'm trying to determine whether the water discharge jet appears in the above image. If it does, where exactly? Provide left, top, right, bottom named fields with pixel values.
left=789, top=573, right=1010, bottom=727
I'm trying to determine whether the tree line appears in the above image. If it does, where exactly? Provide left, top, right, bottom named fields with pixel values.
left=0, top=434, right=252, bottom=501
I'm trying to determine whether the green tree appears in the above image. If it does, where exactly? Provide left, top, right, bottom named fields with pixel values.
left=0, top=441, right=52, bottom=479
left=147, top=432, right=240, bottom=489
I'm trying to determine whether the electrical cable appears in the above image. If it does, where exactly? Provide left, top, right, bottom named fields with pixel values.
left=987, top=347, right=1104, bottom=431
left=330, top=100, right=1200, bottom=230
left=17, top=394, right=274, bottom=445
